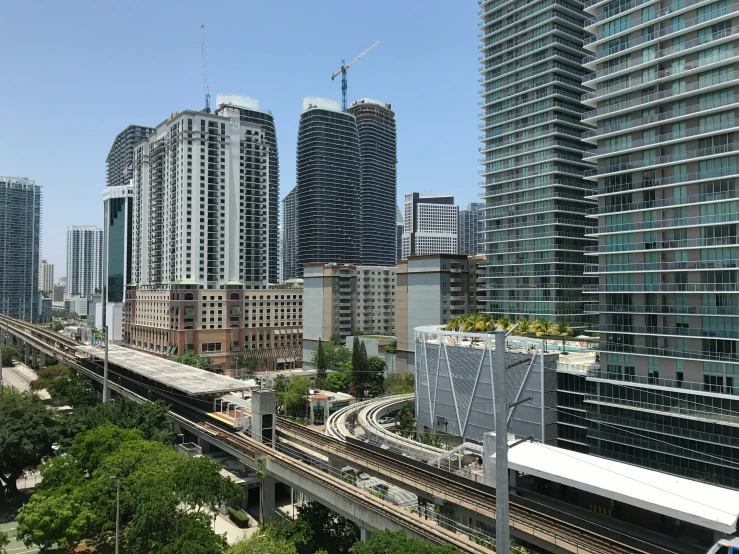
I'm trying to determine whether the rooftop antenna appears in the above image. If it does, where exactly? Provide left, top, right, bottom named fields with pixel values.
left=201, top=25, right=211, bottom=113
left=331, top=41, right=380, bottom=111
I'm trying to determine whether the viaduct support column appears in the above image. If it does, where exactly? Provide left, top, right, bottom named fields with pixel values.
left=261, top=475, right=276, bottom=522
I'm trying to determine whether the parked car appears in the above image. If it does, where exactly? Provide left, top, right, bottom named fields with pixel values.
left=378, top=416, right=395, bottom=425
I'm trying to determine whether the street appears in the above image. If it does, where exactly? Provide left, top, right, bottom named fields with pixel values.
left=1, top=363, right=36, bottom=393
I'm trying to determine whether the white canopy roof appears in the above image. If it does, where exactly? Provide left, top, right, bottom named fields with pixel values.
left=496, top=440, right=739, bottom=534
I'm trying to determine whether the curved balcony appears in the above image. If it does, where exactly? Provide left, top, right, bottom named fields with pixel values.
left=586, top=236, right=739, bottom=254
left=593, top=211, right=739, bottom=235
left=588, top=187, right=739, bottom=213
left=584, top=0, right=660, bottom=28
left=587, top=258, right=739, bottom=274
left=593, top=304, right=739, bottom=316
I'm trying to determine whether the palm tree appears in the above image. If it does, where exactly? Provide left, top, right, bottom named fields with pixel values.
left=554, top=320, right=574, bottom=354
left=533, top=318, right=554, bottom=351
left=516, top=318, right=531, bottom=336
left=496, top=317, right=512, bottom=331
left=445, top=315, right=465, bottom=331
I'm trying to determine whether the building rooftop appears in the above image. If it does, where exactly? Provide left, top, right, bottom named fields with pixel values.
left=495, top=439, right=739, bottom=534
left=77, top=344, right=252, bottom=396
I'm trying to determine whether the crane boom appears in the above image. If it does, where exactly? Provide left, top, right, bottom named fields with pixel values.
left=201, top=25, right=211, bottom=113
left=331, top=41, right=380, bottom=111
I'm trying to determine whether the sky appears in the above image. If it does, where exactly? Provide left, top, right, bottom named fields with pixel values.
left=0, top=0, right=481, bottom=275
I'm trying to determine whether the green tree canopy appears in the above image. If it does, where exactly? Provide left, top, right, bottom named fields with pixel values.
left=312, top=341, right=351, bottom=372
left=280, top=376, right=311, bottom=417
left=384, top=373, right=414, bottom=395
left=0, top=388, right=60, bottom=500
left=17, top=424, right=241, bottom=553
left=47, top=369, right=97, bottom=407
left=395, top=401, right=416, bottom=437
left=1, top=346, right=20, bottom=367
left=0, top=530, right=9, bottom=554
left=365, top=357, right=386, bottom=398
left=324, top=361, right=351, bottom=393
left=353, top=530, right=460, bottom=554
left=315, top=338, right=328, bottom=382
left=29, top=364, right=70, bottom=391
left=296, top=501, right=359, bottom=554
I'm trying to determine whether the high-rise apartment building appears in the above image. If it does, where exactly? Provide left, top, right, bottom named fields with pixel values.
left=131, top=107, right=270, bottom=288
left=303, top=263, right=396, bottom=346
left=458, top=202, right=485, bottom=255
left=580, top=0, right=739, bottom=486
left=347, top=99, right=398, bottom=266
left=0, top=177, right=41, bottom=320
left=38, top=259, right=54, bottom=295
left=282, top=187, right=298, bottom=281
left=402, top=193, right=459, bottom=259
left=396, top=205, right=404, bottom=262
left=214, top=95, right=280, bottom=284
left=477, top=0, right=595, bottom=328
left=66, top=226, right=102, bottom=299
left=106, top=125, right=155, bottom=188
left=296, top=98, right=361, bottom=274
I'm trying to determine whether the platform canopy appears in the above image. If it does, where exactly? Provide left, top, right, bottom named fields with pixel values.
left=77, top=344, right=252, bottom=396
left=496, top=440, right=739, bottom=534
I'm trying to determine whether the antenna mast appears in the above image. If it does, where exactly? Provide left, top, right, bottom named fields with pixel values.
left=201, top=25, right=211, bottom=113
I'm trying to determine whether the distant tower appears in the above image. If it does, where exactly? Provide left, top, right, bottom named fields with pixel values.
left=282, top=187, right=298, bottom=281
left=347, top=99, right=397, bottom=266
left=66, top=226, right=103, bottom=298
left=39, top=259, right=54, bottom=295
left=458, top=202, right=485, bottom=255
left=396, top=205, right=404, bottom=262
left=402, top=193, right=458, bottom=259
left=0, top=177, right=41, bottom=320
left=296, top=98, right=360, bottom=274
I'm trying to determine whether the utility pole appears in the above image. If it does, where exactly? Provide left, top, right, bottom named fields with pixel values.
left=493, top=326, right=510, bottom=554
left=112, top=477, right=120, bottom=554
left=102, top=201, right=110, bottom=402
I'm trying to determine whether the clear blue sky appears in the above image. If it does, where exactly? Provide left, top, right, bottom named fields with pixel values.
left=0, top=0, right=481, bottom=275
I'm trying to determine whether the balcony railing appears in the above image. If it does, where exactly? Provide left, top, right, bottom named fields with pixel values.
left=591, top=303, right=739, bottom=315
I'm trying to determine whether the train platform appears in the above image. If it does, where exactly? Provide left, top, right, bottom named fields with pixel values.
left=77, top=344, right=252, bottom=396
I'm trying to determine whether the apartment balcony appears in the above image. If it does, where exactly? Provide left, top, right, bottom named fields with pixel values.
left=584, top=236, right=739, bottom=255
left=597, top=323, right=739, bottom=340
left=599, top=341, right=739, bottom=363
left=592, top=304, right=739, bottom=316
left=592, top=211, right=739, bottom=235
left=584, top=282, right=739, bottom=293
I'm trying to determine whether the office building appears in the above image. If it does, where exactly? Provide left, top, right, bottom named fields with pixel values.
left=282, top=187, right=298, bottom=281
left=66, top=226, right=102, bottom=299
left=130, top=106, right=271, bottom=289
left=214, top=95, right=280, bottom=285
left=296, top=98, right=361, bottom=273
left=576, top=0, right=739, bottom=488
left=303, top=263, right=396, bottom=355
left=0, top=177, right=41, bottom=320
left=396, top=205, right=404, bottom=262
left=53, top=284, right=66, bottom=303
left=477, top=0, right=595, bottom=328
left=103, top=184, right=133, bottom=303
left=401, top=193, right=459, bottom=259
left=395, top=254, right=485, bottom=373
left=458, top=202, right=485, bottom=255
left=123, top=284, right=303, bottom=374
left=38, top=259, right=54, bottom=295
left=106, top=125, right=155, bottom=188
left=347, top=99, right=398, bottom=266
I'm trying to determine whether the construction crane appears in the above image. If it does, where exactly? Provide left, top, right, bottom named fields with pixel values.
left=331, top=41, right=380, bottom=111
left=201, top=25, right=211, bottom=113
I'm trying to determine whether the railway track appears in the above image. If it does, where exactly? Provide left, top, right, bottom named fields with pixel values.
left=277, top=417, right=675, bottom=554
left=196, top=421, right=490, bottom=554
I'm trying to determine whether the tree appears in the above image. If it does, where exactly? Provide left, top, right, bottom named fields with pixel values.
left=0, top=530, right=9, bottom=554
left=516, top=318, right=532, bottom=336
left=315, top=338, right=328, bottom=382
left=1, top=346, right=20, bottom=367
left=47, top=370, right=97, bottom=407
left=533, top=318, right=554, bottom=351
left=313, top=341, right=351, bottom=372
left=496, top=317, right=513, bottom=330
left=48, top=321, right=64, bottom=332
left=329, top=334, right=343, bottom=345
left=366, top=357, right=386, bottom=398
left=554, top=320, right=574, bottom=353
left=281, top=377, right=310, bottom=418
left=395, top=401, right=416, bottom=437
left=0, top=388, right=60, bottom=500
left=17, top=424, right=240, bottom=553
left=29, top=364, right=70, bottom=391
left=228, top=520, right=313, bottom=554
left=384, top=373, right=414, bottom=395
left=324, top=362, right=351, bottom=393
left=353, top=530, right=460, bottom=554
left=350, top=337, right=369, bottom=398
left=296, top=500, right=359, bottom=554
left=170, top=352, right=222, bottom=374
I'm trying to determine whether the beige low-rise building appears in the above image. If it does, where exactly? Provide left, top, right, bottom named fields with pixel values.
left=124, top=284, right=303, bottom=375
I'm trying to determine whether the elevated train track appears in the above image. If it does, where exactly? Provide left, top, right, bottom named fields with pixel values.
left=0, top=316, right=679, bottom=554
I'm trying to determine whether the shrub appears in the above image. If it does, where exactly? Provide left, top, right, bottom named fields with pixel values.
left=228, top=507, right=251, bottom=528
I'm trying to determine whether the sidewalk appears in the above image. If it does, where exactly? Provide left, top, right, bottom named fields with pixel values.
left=213, top=512, right=258, bottom=544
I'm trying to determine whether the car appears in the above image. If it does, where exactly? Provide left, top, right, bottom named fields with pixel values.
left=378, top=416, right=395, bottom=425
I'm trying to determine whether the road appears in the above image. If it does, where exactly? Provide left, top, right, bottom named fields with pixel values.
left=1, top=363, right=36, bottom=392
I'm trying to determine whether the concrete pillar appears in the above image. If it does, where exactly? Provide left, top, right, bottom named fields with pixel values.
left=509, top=469, right=517, bottom=489
left=261, top=475, right=276, bottom=522
left=23, top=343, right=29, bottom=366
left=328, top=456, right=344, bottom=477
left=197, top=435, right=212, bottom=454
left=360, top=528, right=372, bottom=543
left=40, top=352, right=46, bottom=368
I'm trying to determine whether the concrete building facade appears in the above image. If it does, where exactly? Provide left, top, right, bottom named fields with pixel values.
left=103, top=184, right=133, bottom=303
left=0, top=177, right=41, bottom=320
left=458, top=202, right=485, bottom=255
left=282, top=187, right=298, bottom=281
left=214, top=95, right=280, bottom=285
left=578, top=0, right=739, bottom=488
left=402, top=193, right=459, bottom=259
left=131, top=107, right=271, bottom=289
left=39, top=259, right=54, bottom=295
left=347, top=98, right=398, bottom=266
left=396, top=205, right=404, bottom=262
left=395, top=254, right=485, bottom=373
left=296, top=98, right=361, bottom=273
left=477, top=0, right=596, bottom=328
left=66, top=226, right=102, bottom=299
left=302, top=263, right=396, bottom=356
left=123, top=284, right=303, bottom=375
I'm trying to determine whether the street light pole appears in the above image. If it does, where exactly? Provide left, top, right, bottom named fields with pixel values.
left=110, top=476, right=120, bottom=554
left=493, top=326, right=510, bottom=554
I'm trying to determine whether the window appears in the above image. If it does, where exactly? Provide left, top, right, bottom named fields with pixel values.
left=201, top=342, right=222, bottom=352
